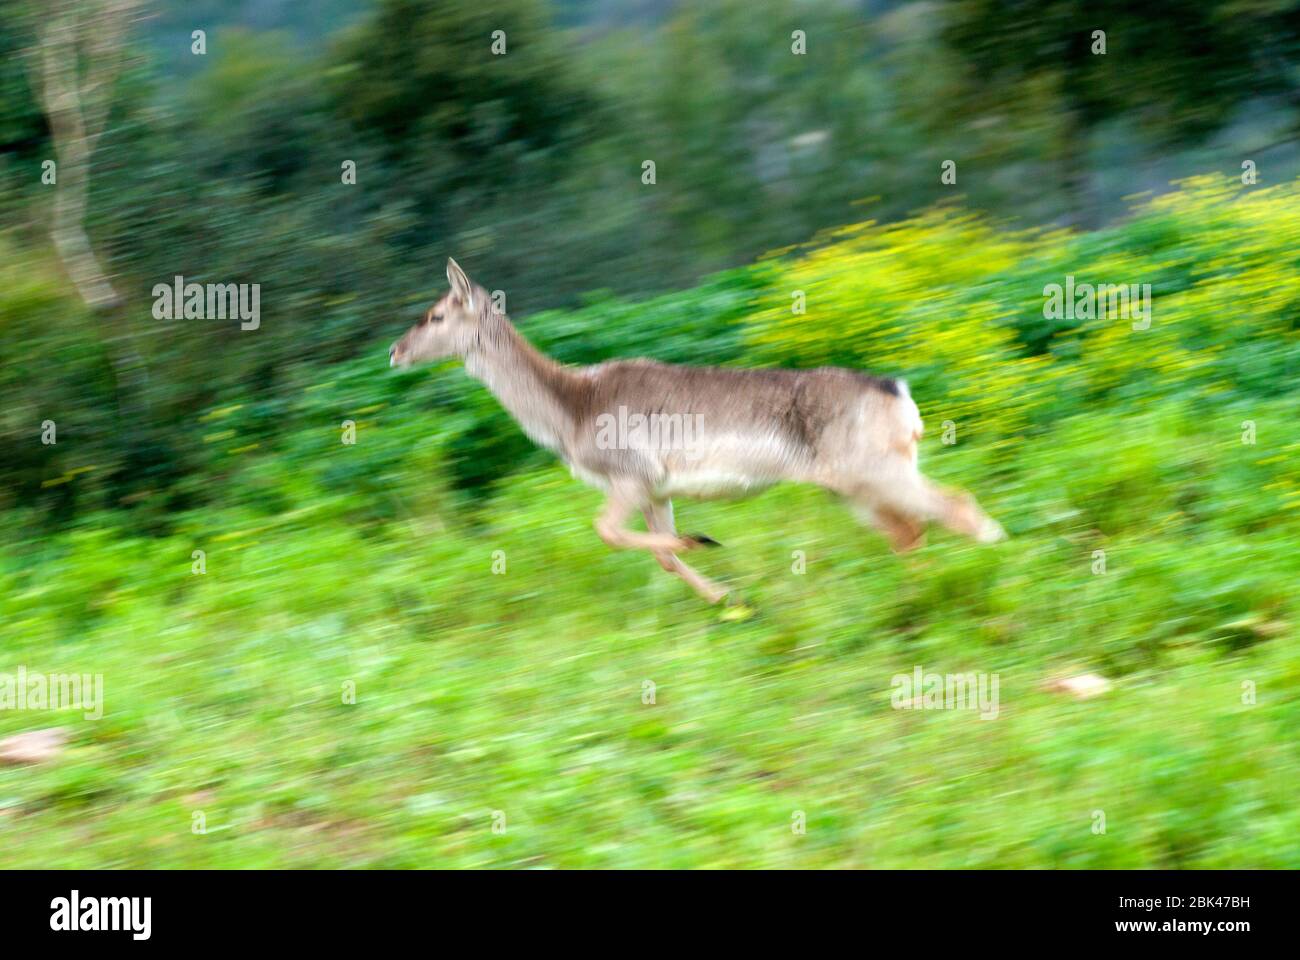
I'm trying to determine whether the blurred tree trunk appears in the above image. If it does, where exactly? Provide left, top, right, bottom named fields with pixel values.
left=29, top=0, right=151, bottom=487
left=33, top=0, right=135, bottom=310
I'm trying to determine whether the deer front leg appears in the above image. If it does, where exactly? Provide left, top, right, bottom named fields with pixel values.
left=644, top=499, right=730, bottom=604
left=642, top=507, right=677, bottom=572
left=594, top=488, right=703, bottom=555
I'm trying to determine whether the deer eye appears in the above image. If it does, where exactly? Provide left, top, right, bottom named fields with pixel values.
left=425, top=311, right=442, bottom=325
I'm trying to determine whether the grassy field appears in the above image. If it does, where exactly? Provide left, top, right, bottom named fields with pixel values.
left=2, top=395, right=1297, bottom=868
left=3, top=177, right=1299, bottom=868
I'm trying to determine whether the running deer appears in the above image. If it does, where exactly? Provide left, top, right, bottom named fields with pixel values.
left=390, top=259, right=1005, bottom=603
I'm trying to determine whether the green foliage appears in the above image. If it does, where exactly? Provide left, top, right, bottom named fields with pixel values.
left=945, top=0, right=1297, bottom=138
left=749, top=176, right=1300, bottom=446
left=0, top=2, right=44, bottom=161
left=942, top=0, right=1300, bottom=222
left=1, top=395, right=1296, bottom=867
left=4, top=175, right=1300, bottom=865
left=330, top=0, right=600, bottom=173
left=7, top=0, right=1300, bottom=526
left=3, top=1, right=1300, bottom=867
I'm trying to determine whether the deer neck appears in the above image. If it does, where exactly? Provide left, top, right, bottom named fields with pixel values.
left=463, top=315, right=579, bottom=455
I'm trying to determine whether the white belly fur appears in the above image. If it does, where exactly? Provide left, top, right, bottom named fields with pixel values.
left=569, top=462, right=612, bottom=491
left=568, top=461, right=772, bottom=500
left=654, top=469, right=775, bottom=500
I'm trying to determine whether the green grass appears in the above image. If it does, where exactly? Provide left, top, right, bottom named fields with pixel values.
left=2, top=398, right=1297, bottom=868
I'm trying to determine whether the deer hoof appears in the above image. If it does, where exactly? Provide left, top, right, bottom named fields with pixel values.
left=684, top=533, right=722, bottom=548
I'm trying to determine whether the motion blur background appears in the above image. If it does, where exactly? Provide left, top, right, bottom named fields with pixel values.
left=1, top=0, right=1297, bottom=867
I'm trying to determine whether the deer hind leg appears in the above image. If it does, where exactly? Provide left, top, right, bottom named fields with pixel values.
left=643, top=499, right=730, bottom=604
left=946, top=485, right=1004, bottom=542
left=889, top=472, right=1004, bottom=544
left=848, top=461, right=1004, bottom=546
left=853, top=499, right=927, bottom=553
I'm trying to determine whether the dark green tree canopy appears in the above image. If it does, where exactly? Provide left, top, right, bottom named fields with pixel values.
left=328, top=0, right=604, bottom=184
left=944, top=0, right=1300, bottom=143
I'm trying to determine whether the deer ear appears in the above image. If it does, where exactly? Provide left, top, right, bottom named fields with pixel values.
left=446, top=258, right=474, bottom=310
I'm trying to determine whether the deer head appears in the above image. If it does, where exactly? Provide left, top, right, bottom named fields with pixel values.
left=389, top=258, right=484, bottom=368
